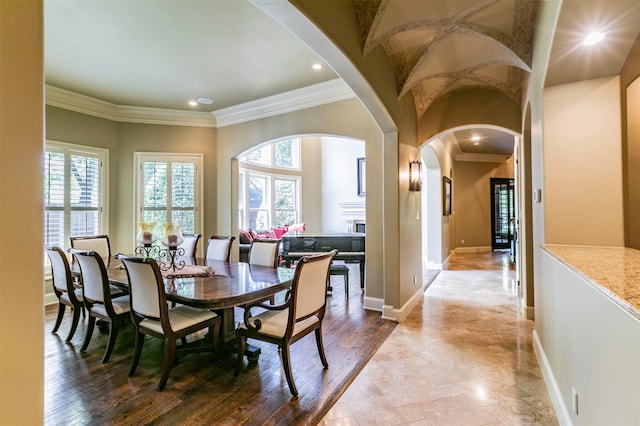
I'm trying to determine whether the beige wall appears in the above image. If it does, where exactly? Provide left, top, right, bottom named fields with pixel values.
left=622, top=35, right=640, bottom=248
left=0, top=0, right=44, bottom=423
left=454, top=159, right=514, bottom=249
left=543, top=76, right=624, bottom=246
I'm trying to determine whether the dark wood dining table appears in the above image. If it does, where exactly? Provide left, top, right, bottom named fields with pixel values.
left=74, top=256, right=295, bottom=358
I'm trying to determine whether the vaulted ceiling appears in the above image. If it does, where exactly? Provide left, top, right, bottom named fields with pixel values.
left=352, top=0, right=536, bottom=122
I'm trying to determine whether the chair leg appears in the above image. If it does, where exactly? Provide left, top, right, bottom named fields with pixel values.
left=81, top=316, right=96, bottom=352
left=65, top=306, right=82, bottom=342
left=234, top=334, right=246, bottom=377
left=51, top=303, right=66, bottom=334
left=281, top=344, right=298, bottom=397
left=101, top=320, right=119, bottom=363
left=158, top=339, right=177, bottom=391
left=129, top=331, right=145, bottom=376
left=315, top=327, right=329, bottom=368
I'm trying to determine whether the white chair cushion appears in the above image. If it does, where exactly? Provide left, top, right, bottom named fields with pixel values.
left=60, top=288, right=83, bottom=304
left=90, top=295, right=130, bottom=316
left=238, top=308, right=318, bottom=339
left=140, top=305, right=217, bottom=334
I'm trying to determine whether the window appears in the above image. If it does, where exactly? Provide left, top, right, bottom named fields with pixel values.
left=239, top=139, right=301, bottom=230
left=242, top=138, right=300, bottom=170
left=239, top=171, right=301, bottom=230
left=44, top=141, right=108, bottom=254
left=134, top=153, right=203, bottom=244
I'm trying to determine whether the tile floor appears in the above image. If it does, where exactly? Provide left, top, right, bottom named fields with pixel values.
left=320, top=252, right=558, bottom=425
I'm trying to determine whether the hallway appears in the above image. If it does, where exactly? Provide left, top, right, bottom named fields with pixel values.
left=321, top=251, right=558, bottom=425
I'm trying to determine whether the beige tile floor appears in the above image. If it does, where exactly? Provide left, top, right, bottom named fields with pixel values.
left=320, top=252, right=558, bottom=425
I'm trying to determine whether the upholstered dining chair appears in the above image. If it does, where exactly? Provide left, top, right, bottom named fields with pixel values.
left=68, top=248, right=131, bottom=363
left=118, top=255, right=221, bottom=391
left=205, top=235, right=236, bottom=261
left=45, top=246, right=85, bottom=342
left=178, top=233, right=201, bottom=258
left=69, top=234, right=111, bottom=258
left=235, top=249, right=337, bottom=398
left=248, top=238, right=282, bottom=268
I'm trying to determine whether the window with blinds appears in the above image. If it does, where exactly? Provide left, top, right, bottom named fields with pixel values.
left=44, top=141, right=107, bottom=253
left=135, top=153, right=203, bottom=243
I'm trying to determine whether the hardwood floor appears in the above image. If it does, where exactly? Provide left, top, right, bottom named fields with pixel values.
left=44, top=265, right=395, bottom=425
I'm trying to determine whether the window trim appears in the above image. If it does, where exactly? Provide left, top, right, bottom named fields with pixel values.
left=133, top=152, right=204, bottom=249
left=239, top=138, right=301, bottom=172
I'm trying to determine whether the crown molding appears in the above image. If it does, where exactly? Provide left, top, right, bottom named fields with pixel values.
left=211, top=79, right=355, bottom=127
left=45, top=78, right=355, bottom=128
left=45, top=86, right=217, bottom=127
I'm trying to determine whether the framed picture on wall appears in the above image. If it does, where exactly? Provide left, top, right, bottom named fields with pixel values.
left=443, top=176, right=452, bottom=216
left=357, top=157, right=365, bottom=196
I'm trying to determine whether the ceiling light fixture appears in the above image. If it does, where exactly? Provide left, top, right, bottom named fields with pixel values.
left=188, top=100, right=198, bottom=107
left=197, top=97, right=213, bottom=105
left=312, top=63, right=323, bottom=70
left=471, top=135, right=481, bottom=141
left=583, top=32, right=605, bottom=46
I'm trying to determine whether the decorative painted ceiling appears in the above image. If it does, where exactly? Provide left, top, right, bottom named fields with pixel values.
left=352, top=0, right=537, bottom=122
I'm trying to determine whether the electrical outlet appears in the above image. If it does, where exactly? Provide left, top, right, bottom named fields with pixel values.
left=572, top=387, right=579, bottom=415
left=413, top=276, right=417, bottom=286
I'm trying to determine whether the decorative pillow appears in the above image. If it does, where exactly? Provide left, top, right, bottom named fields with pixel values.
left=249, top=229, right=259, bottom=240
left=239, top=230, right=253, bottom=244
left=271, top=227, right=288, bottom=239
left=288, top=222, right=306, bottom=232
left=265, top=229, right=277, bottom=239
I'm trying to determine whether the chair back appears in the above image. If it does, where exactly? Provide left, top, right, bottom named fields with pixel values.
left=205, top=235, right=235, bottom=261
left=178, top=233, right=201, bottom=258
left=248, top=238, right=282, bottom=267
left=290, top=250, right=337, bottom=322
left=69, top=249, right=110, bottom=304
left=119, top=256, right=166, bottom=322
left=45, top=246, right=76, bottom=295
left=69, top=235, right=111, bottom=258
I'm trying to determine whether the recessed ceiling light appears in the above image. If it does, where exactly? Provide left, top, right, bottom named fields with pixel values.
left=471, top=135, right=481, bottom=141
left=474, top=142, right=480, bottom=146
left=188, top=100, right=198, bottom=107
left=312, top=63, right=323, bottom=70
left=583, top=32, right=605, bottom=46
left=197, top=97, right=214, bottom=105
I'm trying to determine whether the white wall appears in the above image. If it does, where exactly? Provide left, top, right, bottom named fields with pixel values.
left=321, top=136, right=365, bottom=233
left=535, top=251, right=640, bottom=425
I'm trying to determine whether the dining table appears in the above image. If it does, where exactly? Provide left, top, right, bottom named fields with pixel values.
left=73, top=255, right=296, bottom=360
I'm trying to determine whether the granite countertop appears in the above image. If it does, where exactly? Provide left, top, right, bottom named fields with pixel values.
left=542, top=244, right=640, bottom=321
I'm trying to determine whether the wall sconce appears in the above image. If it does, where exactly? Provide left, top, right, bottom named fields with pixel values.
left=409, top=160, right=422, bottom=191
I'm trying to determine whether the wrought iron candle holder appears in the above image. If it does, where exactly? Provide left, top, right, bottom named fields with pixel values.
left=157, top=246, right=186, bottom=272
left=157, top=222, right=185, bottom=272
left=135, top=221, right=160, bottom=258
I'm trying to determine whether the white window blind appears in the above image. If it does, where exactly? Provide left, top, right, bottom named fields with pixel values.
left=44, top=141, right=107, bottom=253
left=135, top=153, right=203, bottom=242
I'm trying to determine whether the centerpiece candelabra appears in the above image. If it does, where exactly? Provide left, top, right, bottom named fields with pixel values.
left=135, top=222, right=161, bottom=258
left=158, top=222, right=185, bottom=272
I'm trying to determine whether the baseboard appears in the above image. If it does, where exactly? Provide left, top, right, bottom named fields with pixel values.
left=455, top=246, right=492, bottom=254
left=380, top=281, right=428, bottom=322
left=363, top=295, right=384, bottom=312
left=525, top=305, right=535, bottom=320
left=533, top=330, right=572, bottom=426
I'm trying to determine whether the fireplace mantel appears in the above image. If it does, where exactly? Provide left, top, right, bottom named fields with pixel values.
left=338, top=202, right=365, bottom=232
